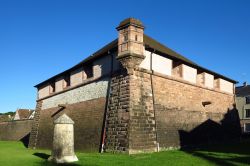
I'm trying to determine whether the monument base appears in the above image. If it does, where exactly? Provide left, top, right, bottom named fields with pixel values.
left=48, top=155, right=78, bottom=163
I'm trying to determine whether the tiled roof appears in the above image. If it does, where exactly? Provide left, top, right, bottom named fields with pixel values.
left=16, top=109, right=32, bottom=120
left=35, top=34, right=237, bottom=88
left=236, top=85, right=250, bottom=97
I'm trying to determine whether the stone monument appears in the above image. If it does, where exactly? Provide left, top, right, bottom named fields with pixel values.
left=48, top=114, right=78, bottom=163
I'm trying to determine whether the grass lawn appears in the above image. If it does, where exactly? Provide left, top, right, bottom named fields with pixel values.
left=0, top=140, right=250, bottom=166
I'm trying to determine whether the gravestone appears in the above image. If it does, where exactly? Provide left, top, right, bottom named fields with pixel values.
left=48, top=114, right=78, bottom=163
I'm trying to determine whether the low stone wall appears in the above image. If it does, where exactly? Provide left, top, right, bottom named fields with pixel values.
left=0, top=120, right=33, bottom=141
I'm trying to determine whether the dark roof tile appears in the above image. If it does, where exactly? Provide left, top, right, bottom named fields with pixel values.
left=35, top=34, right=237, bottom=88
left=236, top=85, right=250, bottom=97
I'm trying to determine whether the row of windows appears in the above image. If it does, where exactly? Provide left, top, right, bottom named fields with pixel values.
left=49, top=63, right=93, bottom=93
left=123, top=34, right=138, bottom=42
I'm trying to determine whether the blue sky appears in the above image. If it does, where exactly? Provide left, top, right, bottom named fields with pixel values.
left=0, top=0, right=250, bottom=113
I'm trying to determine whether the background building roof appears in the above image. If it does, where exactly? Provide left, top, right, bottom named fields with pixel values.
left=236, top=85, right=250, bottom=97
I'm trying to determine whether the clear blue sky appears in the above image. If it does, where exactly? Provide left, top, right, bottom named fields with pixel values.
left=0, top=0, right=250, bottom=113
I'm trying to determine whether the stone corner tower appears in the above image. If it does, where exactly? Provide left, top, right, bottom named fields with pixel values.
left=116, top=18, right=145, bottom=74
left=105, top=18, right=157, bottom=154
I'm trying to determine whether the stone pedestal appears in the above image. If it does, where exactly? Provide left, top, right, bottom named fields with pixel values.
left=48, top=114, right=78, bottom=163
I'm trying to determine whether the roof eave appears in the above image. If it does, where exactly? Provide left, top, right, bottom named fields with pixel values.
left=145, top=45, right=238, bottom=84
left=34, top=39, right=118, bottom=88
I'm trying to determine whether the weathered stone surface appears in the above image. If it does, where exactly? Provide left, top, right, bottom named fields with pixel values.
left=105, top=72, right=130, bottom=153
left=152, top=74, right=239, bottom=149
left=28, top=100, right=43, bottom=149
left=105, top=66, right=239, bottom=153
left=105, top=17, right=157, bottom=154
left=54, top=114, right=74, bottom=124
left=49, top=114, right=78, bottom=163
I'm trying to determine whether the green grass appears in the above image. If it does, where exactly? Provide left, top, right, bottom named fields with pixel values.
left=0, top=140, right=250, bottom=166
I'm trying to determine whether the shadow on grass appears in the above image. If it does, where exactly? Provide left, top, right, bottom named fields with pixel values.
left=179, top=107, right=250, bottom=165
left=181, top=139, right=250, bottom=166
left=183, top=150, right=250, bottom=166
left=33, top=152, right=50, bottom=159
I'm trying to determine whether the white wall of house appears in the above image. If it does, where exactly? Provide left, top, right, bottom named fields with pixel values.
left=13, top=113, right=20, bottom=120
left=182, top=64, right=197, bottom=84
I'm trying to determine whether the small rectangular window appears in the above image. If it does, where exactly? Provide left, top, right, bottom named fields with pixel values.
left=124, top=34, right=128, bottom=42
left=50, top=82, right=55, bottom=93
left=85, top=63, right=93, bottom=79
left=246, top=109, right=250, bottom=118
left=64, top=74, right=70, bottom=88
left=172, top=61, right=182, bottom=77
left=245, top=123, right=250, bottom=132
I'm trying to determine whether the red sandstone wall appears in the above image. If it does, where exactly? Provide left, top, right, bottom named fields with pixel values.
left=152, top=75, right=240, bottom=149
left=36, top=97, right=106, bottom=152
left=105, top=71, right=157, bottom=154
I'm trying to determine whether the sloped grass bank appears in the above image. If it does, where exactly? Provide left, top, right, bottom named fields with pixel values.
left=0, top=140, right=250, bottom=166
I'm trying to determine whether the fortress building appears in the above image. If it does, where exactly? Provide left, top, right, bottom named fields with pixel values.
left=28, top=18, right=239, bottom=154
